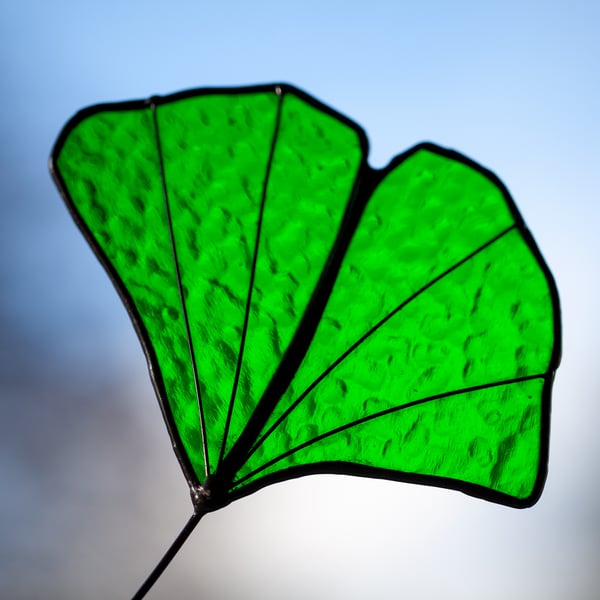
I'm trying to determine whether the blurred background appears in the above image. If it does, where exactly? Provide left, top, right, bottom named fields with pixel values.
left=1, top=1, right=598, bottom=598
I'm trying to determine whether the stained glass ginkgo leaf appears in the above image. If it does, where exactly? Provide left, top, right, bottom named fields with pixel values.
left=50, top=83, right=561, bottom=598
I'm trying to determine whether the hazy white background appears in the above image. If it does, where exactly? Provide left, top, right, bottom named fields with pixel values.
left=1, top=1, right=598, bottom=598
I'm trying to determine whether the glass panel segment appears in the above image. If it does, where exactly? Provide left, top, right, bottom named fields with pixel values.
left=56, top=108, right=206, bottom=479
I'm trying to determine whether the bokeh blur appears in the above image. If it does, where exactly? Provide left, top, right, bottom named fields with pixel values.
left=1, top=1, right=598, bottom=598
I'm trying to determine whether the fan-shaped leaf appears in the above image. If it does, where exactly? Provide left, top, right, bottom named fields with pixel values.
left=51, top=84, right=560, bottom=510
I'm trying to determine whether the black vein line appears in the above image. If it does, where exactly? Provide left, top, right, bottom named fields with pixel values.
left=216, top=158, right=376, bottom=489
left=217, top=88, right=285, bottom=467
left=246, top=224, right=517, bottom=461
left=151, top=103, right=210, bottom=477
left=234, top=373, right=544, bottom=487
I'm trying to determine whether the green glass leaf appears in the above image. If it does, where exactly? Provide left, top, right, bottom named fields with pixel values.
left=51, top=84, right=560, bottom=511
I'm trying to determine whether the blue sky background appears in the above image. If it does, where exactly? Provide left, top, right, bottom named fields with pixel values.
left=1, top=1, right=598, bottom=598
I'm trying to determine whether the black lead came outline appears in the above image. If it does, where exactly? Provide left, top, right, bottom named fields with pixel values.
left=50, top=82, right=562, bottom=514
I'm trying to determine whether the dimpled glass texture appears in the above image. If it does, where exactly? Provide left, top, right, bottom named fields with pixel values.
left=51, top=84, right=560, bottom=509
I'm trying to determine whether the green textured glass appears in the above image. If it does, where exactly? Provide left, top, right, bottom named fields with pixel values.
left=51, top=84, right=560, bottom=514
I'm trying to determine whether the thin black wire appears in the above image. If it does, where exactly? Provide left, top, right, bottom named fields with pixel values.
left=244, top=224, right=517, bottom=462
left=217, top=87, right=284, bottom=467
left=234, top=373, right=543, bottom=487
left=151, top=103, right=210, bottom=477
left=131, top=510, right=205, bottom=600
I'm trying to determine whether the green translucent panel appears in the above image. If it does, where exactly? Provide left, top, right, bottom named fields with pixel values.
left=55, top=109, right=206, bottom=480
left=237, top=378, right=545, bottom=500
left=252, top=148, right=515, bottom=455
left=236, top=228, right=553, bottom=483
left=224, top=93, right=362, bottom=456
left=156, top=92, right=279, bottom=470
left=52, top=84, right=559, bottom=508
